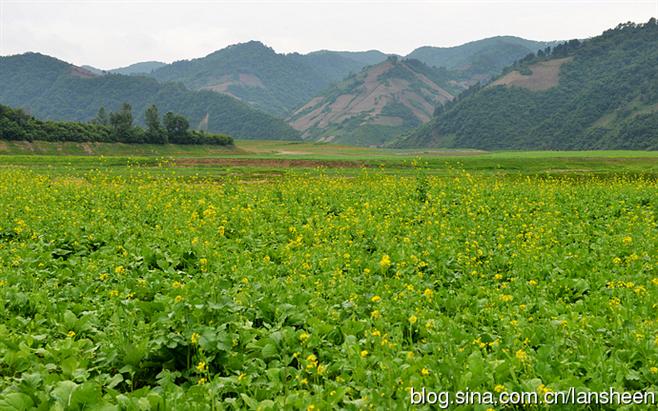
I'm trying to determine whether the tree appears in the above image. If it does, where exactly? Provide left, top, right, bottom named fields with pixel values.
left=163, top=111, right=189, bottom=143
left=145, top=104, right=167, bottom=144
left=109, top=103, right=133, bottom=141
left=94, top=107, right=109, bottom=126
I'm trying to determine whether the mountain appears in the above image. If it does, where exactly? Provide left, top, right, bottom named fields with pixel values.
left=146, top=38, right=552, bottom=118
left=81, top=61, right=167, bottom=76
left=81, top=65, right=106, bottom=75
left=110, top=61, right=167, bottom=75
left=0, top=52, right=300, bottom=140
left=407, top=36, right=556, bottom=82
left=149, top=41, right=383, bottom=117
left=309, top=50, right=391, bottom=66
left=394, top=20, right=658, bottom=150
left=288, top=57, right=456, bottom=146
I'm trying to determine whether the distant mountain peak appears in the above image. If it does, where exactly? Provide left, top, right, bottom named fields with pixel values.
left=287, top=57, right=456, bottom=146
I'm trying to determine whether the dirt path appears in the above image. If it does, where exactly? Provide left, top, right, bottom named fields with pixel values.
left=174, top=158, right=367, bottom=168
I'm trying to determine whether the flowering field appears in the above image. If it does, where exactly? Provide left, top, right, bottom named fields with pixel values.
left=1, top=166, right=657, bottom=409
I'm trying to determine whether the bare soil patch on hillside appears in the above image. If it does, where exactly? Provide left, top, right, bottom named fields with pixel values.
left=490, top=57, right=572, bottom=91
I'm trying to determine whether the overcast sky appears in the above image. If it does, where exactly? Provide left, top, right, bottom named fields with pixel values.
left=1, top=0, right=656, bottom=69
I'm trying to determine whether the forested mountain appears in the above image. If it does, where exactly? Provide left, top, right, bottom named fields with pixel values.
left=0, top=53, right=300, bottom=140
left=407, top=36, right=555, bottom=81
left=145, top=38, right=552, bottom=118
left=309, top=50, right=391, bottom=66
left=149, top=41, right=382, bottom=117
left=288, top=57, right=455, bottom=146
left=394, top=20, right=658, bottom=150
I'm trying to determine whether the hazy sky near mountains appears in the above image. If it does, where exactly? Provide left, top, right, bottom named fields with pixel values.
left=1, top=0, right=657, bottom=69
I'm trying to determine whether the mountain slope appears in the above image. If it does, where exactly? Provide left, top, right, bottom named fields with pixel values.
left=82, top=61, right=168, bottom=76
left=110, top=61, right=167, bottom=75
left=0, top=53, right=299, bottom=140
left=288, top=57, right=456, bottom=146
left=407, top=36, right=556, bottom=81
left=394, top=20, right=658, bottom=150
left=149, top=41, right=380, bottom=117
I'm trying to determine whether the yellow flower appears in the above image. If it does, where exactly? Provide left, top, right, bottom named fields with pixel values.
left=67, top=331, right=76, bottom=338
left=317, top=364, right=327, bottom=375
left=307, top=405, right=316, bottom=411
left=623, top=236, right=633, bottom=245
left=494, top=274, right=503, bottom=280
left=371, top=310, right=381, bottom=319
left=172, top=281, right=184, bottom=289
left=528, top=279, right=538, bottom=286
left=114, top=266, right=125, bottom=274
left=379, top=254, right=391, bottom=270
left=199, top=258, right=208, bottom=266
left=191, top=332, right=200, bottom=345
left=197, top=377, right=207, bottom=385
left=409, top=315, right=418, bottom=325
left=650, top=367, right=658, bottom=374
left=218, top=226, right=225, bottom=236
left=494, top=384, right=506, bottom=393
left=370, top=295, right=381, bottom=303
left=299, top=332, right=310, bottom=342
left=423, top=288, right=433, bottom=298
left=537, top=384, right=552, bottom=395
left=196, top=361, right=207, bottom=372
left=109, top=290, right=119, bottom=297
left=500, top=294, right=513, bottom=302
left=360, top=350, right=369, bottom=358
left=98, top=273, right=109, bottom=281
left=515, top=349, right=529, bottom=362
left=371, top=329, right=381, bottom=337
left=420, top=368, right=430, bottom=376
left=175, top=295, right=184, bottom=303
left=612, top=257, right=622, bottom=265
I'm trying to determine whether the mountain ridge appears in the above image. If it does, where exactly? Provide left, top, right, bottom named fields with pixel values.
left=288, top=57, right=456, bottom=146
left=393, top=20, right=658, bottom=150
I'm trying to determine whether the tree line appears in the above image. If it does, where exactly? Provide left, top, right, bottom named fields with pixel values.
left=0, top=103, right=233, bottom=145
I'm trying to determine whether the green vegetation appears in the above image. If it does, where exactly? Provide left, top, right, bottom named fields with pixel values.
left=0, top=103, right=233, bottom=145
left=0, top=152, right=657, bottom=408
left=397, top=20, right=658, bottom=150
left=0, top=53, right=300, bottom=140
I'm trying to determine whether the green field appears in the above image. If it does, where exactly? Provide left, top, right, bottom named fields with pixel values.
left=1, top=141, right=658, bottom=409
left=2, top=140, right=658, bottom=178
